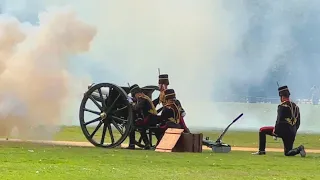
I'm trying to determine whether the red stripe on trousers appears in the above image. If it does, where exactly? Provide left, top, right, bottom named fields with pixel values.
left=259, top=126, right=274, bottom=132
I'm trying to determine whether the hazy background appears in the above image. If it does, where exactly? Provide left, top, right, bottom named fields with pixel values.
left=0, top=0, right=320, bottom=139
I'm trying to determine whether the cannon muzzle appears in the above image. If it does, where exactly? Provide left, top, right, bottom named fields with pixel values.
left=87, top=83, right=109, bottom=102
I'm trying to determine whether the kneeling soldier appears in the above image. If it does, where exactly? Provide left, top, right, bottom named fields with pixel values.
left=252, top=85, right=306, bottom=157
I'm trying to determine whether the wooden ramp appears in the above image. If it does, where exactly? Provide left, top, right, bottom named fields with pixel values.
left=155, top=128, right=184, bottom=152
left=155, top=128, right=203, bottom=153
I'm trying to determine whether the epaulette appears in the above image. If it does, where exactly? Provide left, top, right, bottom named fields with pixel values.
left=164, top=102, right=180, bottom=124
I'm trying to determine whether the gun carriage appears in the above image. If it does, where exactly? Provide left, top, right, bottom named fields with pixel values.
left=79, top=82, right=243, bottom=152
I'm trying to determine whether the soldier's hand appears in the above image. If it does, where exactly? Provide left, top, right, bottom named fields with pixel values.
left=127, top=96, right=134, bottom=103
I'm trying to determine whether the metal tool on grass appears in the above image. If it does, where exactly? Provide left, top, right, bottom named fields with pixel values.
left=202, top=113, right=243, bottom=153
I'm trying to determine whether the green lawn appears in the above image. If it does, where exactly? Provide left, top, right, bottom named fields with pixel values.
left=52, top=126, right=320, bottom=149
left=0, top=141, right=319, bottom=180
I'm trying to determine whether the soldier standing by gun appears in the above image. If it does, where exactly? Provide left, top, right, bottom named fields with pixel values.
left=252, top=85, right=306, bottom=157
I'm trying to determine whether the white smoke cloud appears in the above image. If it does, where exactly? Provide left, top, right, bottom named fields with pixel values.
left=1, top=0, right=320, bottom=136
left=0, top=5, right=96, bottom=139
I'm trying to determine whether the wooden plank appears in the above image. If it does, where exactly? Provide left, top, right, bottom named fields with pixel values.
left=155, top=128, right=184, bottom=152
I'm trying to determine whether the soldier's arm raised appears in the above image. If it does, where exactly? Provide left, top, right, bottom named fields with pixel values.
left=152, top=96, right=160, bottom=106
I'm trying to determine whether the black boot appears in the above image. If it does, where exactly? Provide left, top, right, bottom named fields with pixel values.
left=126, top=129, right=136, bottom=149
left=144, top=145, right=151, bottom=150
left=252, top=151, right=266, bottom=155
left=142, top=135, right=151, bottom=150
left=298, top=145, right=306, bottom=157
left=125, top=144, right=135, bottom=150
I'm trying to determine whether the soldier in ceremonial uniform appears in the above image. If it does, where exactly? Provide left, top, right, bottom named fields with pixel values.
left=126, top=84, right=159, bottom=150
left=153, top=74, right=190, bottom=132
left=252, top=85, right=306, bottom=157
left=159, top=89, right=182, bottom=129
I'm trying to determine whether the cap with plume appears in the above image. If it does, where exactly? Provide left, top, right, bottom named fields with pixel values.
left=158, top=74, right=169, bottom=85
left=278, top=85, right=290, bottom=97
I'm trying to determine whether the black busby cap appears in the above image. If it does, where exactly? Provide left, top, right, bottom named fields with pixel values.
left=164, top=89, right=176, bottom=100
left=158, top=74, right=169, bottom=85
left=130, top=84, right=142, bottom=95
left=278, top=85, right=290, bottom=97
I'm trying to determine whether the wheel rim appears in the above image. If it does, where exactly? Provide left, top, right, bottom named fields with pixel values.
left=79, top=83, right=133, bottom=148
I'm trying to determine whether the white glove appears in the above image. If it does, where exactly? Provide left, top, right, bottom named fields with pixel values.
left=181, top=112, right=186, bottom=117
left=127, top=96, right=133, bottom=103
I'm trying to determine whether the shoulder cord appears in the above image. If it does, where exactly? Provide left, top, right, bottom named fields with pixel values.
left=288, top=101, right=299, bottom=122
left=166, top=102, right=180, bottom=123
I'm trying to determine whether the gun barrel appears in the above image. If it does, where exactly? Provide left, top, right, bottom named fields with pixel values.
left=87, top=84, right=109, bottom=102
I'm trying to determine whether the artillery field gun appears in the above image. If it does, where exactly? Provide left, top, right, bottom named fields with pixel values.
left=79, top=82, right=160, bottom=149
left=79, top=82, right=243, bottom=152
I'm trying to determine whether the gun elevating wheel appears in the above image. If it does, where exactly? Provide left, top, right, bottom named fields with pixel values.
left=79, top=83, right=133, bottom=148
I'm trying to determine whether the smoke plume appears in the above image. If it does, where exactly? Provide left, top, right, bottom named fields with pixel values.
left=0, top=5, right=96, bottom=139
left=1, top=0, right=320, bottom=136
left=55, top=0, right=320, bottom=132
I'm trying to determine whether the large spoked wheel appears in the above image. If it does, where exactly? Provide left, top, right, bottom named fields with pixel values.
left=133, top=85, right=161, bottom=149
left=79, top=83, right=133, bottom=148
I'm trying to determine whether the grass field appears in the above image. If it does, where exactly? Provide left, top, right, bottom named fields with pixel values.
left=1, top=126, right=320, bottom=180
left=0, top=141, right=319, bottom=180
left=53, top=126, right=320, bottom=149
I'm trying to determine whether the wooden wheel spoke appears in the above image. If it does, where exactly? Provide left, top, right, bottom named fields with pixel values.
left=106, top=94, right=120, bottom=114
left=98, top=88, right=107, bottom=109
left=107, top=124, right=115, bottom=144
left=100, top=123, right=107, bottom=145
left=84, top=117, right=101, bottom=126
left=83, top=108, right=100, bottom=115
left=89, top=96, right=103, bottom=111
left=111, top=115, right=128, bottom=123
left=111, top=120, right=124, bottom=135
left=90, top=121, right=103, bottom=138
left=111, top=106, right=127, bottom=114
